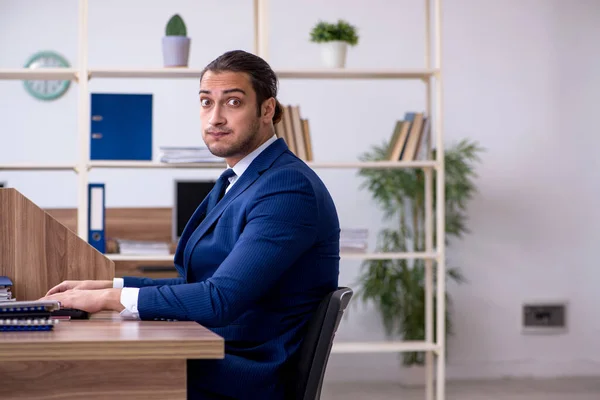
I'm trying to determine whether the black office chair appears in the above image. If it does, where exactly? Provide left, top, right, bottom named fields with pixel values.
left=294, top=286, right=353, bottom=400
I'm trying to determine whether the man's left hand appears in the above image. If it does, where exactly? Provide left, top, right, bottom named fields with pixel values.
left=40, top=289, right=124, bottom=314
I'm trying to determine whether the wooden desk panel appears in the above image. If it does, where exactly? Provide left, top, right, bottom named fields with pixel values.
left=0, top=189, right=114, bottom=300
left=0, top=313, right=224, bottom=399
left=0, top=359, right=186, bottom=400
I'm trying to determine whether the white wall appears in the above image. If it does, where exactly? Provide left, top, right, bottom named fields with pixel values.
left=435, top=0, right=600, bottom=381
left=1, top=0, right=600, bottom=383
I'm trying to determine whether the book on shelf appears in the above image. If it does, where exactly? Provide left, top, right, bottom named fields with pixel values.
left=276, top=104, right=313, bottom=162
left=387, top=112, right=431, bottom=161
left=90, top=93, right=153, bottom=161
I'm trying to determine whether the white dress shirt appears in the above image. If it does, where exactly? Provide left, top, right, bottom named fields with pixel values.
left=114, top=134, right=278, bottom=320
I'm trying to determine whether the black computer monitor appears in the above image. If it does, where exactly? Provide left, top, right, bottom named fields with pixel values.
left=173, top=179, right=216, bottom=241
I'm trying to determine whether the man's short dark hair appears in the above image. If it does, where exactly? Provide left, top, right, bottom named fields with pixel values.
left=200, top=50, right=283, bottom=125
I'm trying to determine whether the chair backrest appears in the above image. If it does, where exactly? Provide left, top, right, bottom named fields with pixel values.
left=294, top=286, right=353, bottom=400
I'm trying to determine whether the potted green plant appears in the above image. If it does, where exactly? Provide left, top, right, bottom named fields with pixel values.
left=309, top=19, right=359, bottom=68
left=162, top=14, right=190, bottom=67
left=355, top=137, right=484, bottom=382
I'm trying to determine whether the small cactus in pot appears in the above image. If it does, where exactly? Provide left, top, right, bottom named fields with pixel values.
left=162, top=14, right=191, bottom=67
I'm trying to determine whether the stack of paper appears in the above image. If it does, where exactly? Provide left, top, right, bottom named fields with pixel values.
left=116, top=239, right=171, bottom=255
left=340, top=228, right=369, bottom=253
left=158, top=146, right=224, bottom=164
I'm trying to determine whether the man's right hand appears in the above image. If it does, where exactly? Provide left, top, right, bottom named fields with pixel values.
left=45, top=280, right=113, bottom=297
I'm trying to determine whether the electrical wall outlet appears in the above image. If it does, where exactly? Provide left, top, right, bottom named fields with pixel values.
left=522, top=301, right=567, bottom=335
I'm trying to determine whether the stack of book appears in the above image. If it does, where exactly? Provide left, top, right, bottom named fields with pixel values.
left=116, top=238, right=170, bottom=255
left=0, top=300, right=61, bottom=332
left=0, top=276, right=14, bottom=302
left=387, top=112, right=430, bottom=161
left=276, top=105, right=313, bottom=161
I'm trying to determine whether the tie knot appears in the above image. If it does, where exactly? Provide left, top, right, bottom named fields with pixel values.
left=220, top=168, right=236, bottom=181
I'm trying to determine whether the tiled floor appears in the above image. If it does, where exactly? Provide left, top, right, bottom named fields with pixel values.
left=321, top=377, right=600, bottom=400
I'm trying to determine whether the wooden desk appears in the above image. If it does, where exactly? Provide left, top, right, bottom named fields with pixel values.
left=0, top=312, right=224, bottom=400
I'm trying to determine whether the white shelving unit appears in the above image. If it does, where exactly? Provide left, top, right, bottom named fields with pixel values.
left=2, top=0, right=445, bottom=398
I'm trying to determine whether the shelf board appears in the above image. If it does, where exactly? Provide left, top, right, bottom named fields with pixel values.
left=342, top=252, right=437, bottom=260
left=0, top=163, right=76, bottom=171
left=88, top=160, right=436, bottom=170
left=88, top=68, right=438, bottom=80
left=106, top=252, right=436, bottom=262
left=0, top=68, right=78, bottom=80
left=331, top=340, right=439, bottom=354
left=107, top=254, right=174, bottom=262
left=90, top=68, right=206, bottom=79
left=0, top=160, right=437, bottom=171
left=307, top=161, right=437, bottom=169
left=88, top=161, right=227, bottom=169
left=276, top=68, right=438, bottom=80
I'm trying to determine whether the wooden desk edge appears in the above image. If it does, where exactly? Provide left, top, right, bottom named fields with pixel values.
left=0, top=314, right=224, bottom=362
left=0, top=340, right=224, bottom=361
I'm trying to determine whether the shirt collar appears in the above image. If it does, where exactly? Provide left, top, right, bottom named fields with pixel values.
left=229, top=134, right=277, bottom=178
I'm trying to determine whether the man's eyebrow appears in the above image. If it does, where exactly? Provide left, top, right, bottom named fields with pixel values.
left=224, top=88, right=246, bottom=95
left=198, top=88, right=246, bottom=95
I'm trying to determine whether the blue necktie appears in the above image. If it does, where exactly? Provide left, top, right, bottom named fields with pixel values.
left=206, top=168, right=236, bottom=213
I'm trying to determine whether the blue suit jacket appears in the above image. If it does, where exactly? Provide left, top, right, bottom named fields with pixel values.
left=122, top=138, right=340, bottom=399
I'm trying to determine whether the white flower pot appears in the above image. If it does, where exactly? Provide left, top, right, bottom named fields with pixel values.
left=162, top=36, right=191, bottom=67
left=320, top=41, right=348, bottom=68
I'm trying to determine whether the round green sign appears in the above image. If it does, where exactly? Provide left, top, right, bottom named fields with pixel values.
left=23, top=51, right=71, bottom=101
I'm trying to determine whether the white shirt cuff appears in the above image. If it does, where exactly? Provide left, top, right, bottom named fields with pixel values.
left=113, top=278, right=124, bottom=288
left=119, top=287, right=141, bottom=320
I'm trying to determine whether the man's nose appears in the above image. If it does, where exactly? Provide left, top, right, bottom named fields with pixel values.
left=209, top=105, right=226, bottom=126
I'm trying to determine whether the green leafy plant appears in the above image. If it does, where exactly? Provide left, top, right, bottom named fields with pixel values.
left=309, top=19, right=359, bottom=46
left=166, top=14, right=187, bottom=36
left=355, top=137, right=484, bottom=366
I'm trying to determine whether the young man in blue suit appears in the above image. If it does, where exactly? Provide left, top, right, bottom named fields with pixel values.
left=43, top=50, right=341, bottom=399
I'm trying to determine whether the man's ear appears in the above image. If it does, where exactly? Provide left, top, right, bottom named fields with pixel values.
left=261, top=97, right=276, bottom=122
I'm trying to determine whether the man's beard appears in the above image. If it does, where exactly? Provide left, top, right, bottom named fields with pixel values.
left=207, top=119, right=260, bottom=159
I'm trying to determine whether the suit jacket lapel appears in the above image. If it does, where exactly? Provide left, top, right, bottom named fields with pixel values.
left=183, top=138, right=289, bottom=270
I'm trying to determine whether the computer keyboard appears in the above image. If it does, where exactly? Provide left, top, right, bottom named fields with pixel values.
left=50, top=308, right=90, bottom=319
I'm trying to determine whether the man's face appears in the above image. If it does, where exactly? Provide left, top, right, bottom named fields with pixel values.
left=199, top=71, right=261, bottom=165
